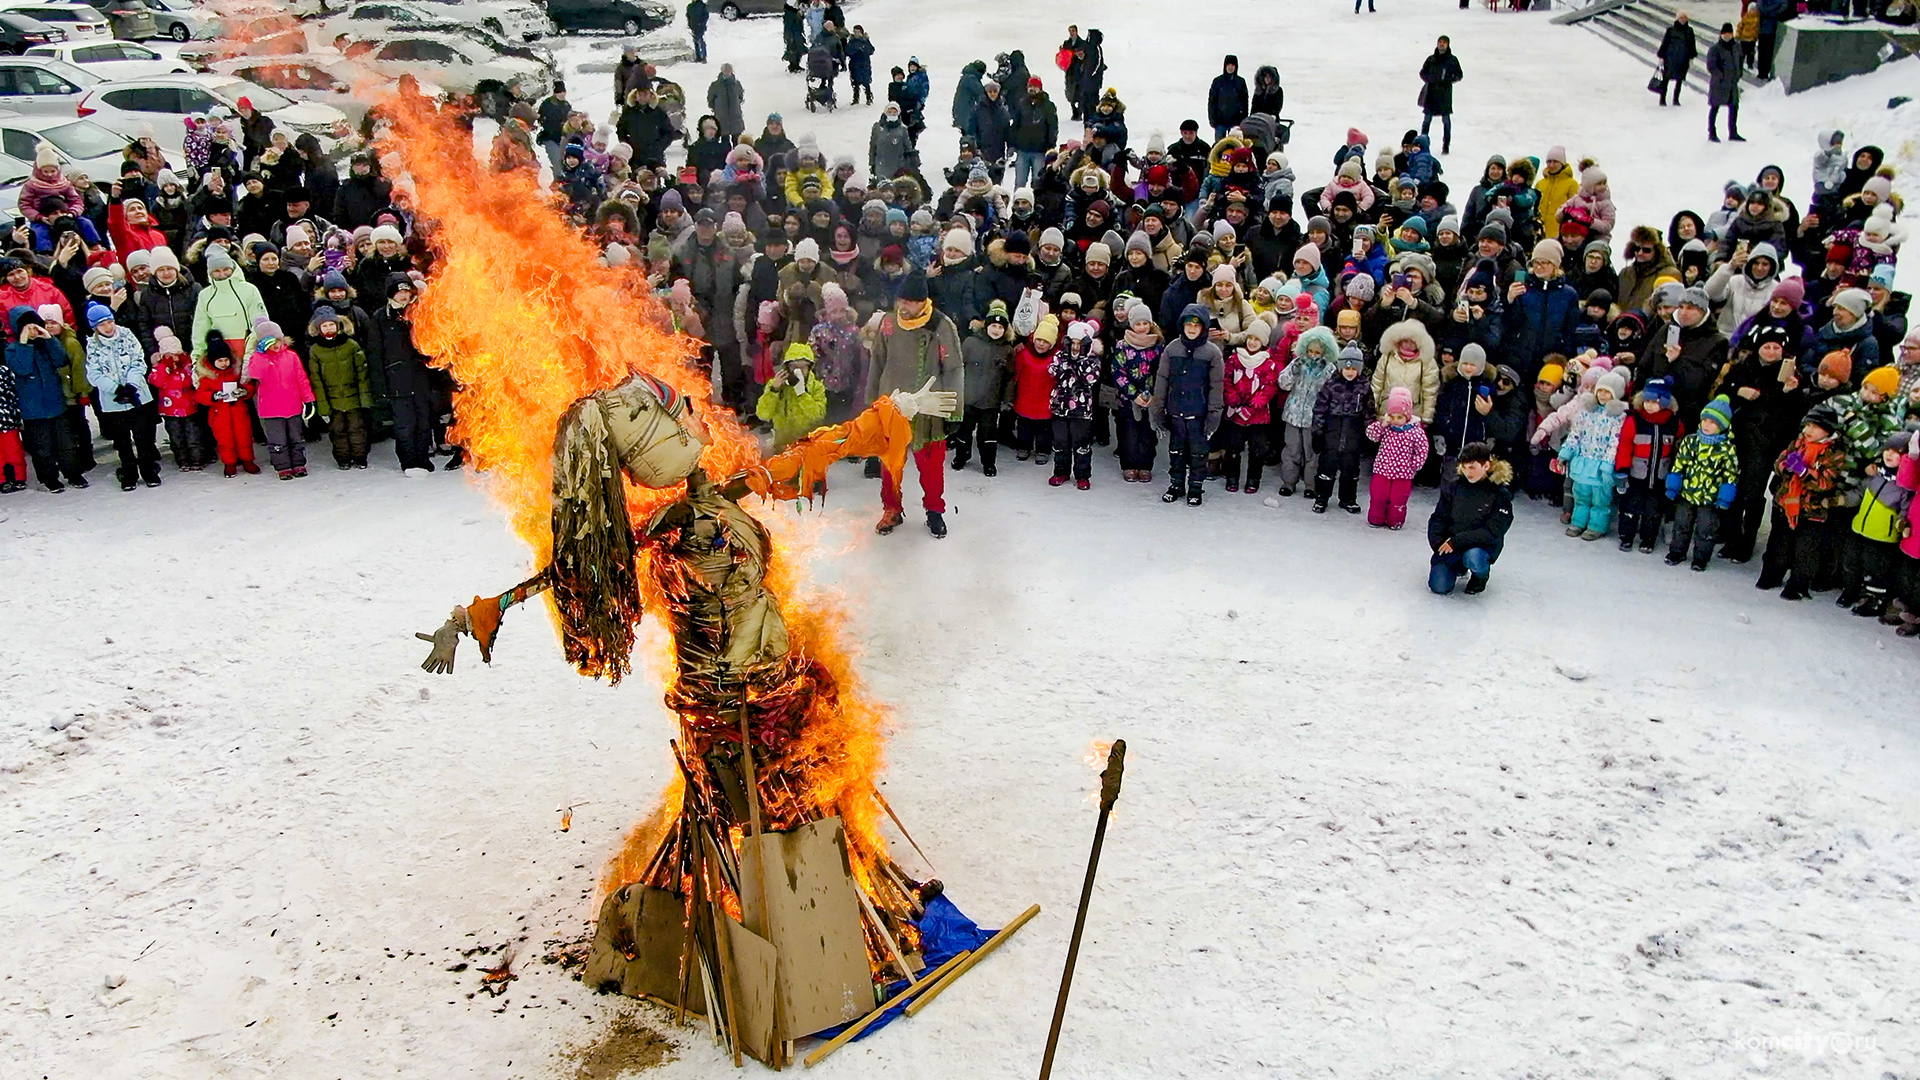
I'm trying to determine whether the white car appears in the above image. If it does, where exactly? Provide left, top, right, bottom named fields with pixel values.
left=0, top=110, right=156, bottom=182
left=0, top=150, right=29, bottom=218
left=322, top=0, right=549, bottom=48
left=0, top=1, right=110, bottom=40
left=143, top=0, right=217, bottom=41
left=0, top=55, right=98, bottom=116
left=26, top=40, right=191, bottom=80
left=354, top=33, right=548, bottom=110
left=208, top=53, right=432, bottom=128
left=77, top=73, right=348, bottom=152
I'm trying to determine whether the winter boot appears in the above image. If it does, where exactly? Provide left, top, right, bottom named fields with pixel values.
left=1852, top=590, right=1889, bottom=618
left=1186, top=491, right=1203, bottom=506
left=1076, top=478, right=1090, bottom=490
left=1835, top=586, right=1863, bottom=608
left=1162, top=483, right=1182, bottom=503
left=1664, top=551, right=1686, bottom=565
left=1639, top=536, right=1657, bottom=553
left=1049, top=475, right=1068, bottom=487
left=1690, top=557, right=1710, bottom=572
left=1341, top=502, right=1361, bottom=514
left=224, top=464, right=238, bottom=477
left=1463, top=571, right=1487, bottom=595
left=1620, top=534, right=1635, bottom=552
left=1880, top=598, right=1909, bottom=626
left=950, top=453, right=968, bottom=471
left=926, top=511, right=947, bottom=538
left=983, top=463, right=997, bottom=476
left=864, top=456, right=884, bottom=478
left=1312, top=497, right=1329, bottom=513
left=874, top=508, right=905, bottom=534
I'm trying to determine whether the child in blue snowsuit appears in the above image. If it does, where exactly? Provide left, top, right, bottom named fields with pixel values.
left=1556, top=368, right=1630, bottom=539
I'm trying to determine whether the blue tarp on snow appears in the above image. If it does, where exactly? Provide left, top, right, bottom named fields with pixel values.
left=808, top=893, right=996, bottom=1042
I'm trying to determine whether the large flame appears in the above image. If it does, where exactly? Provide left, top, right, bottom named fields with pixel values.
left=376, top=94, right=894, bottom=894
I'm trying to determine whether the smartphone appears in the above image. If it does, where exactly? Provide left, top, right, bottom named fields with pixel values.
left=1392, top=273, right=1409, bottom=290
left=1666, top=324, right=1682, bottom=348
left=1476, top=385, right=1493, bottom=398
left=1512, top=267, right=1528, bottom=284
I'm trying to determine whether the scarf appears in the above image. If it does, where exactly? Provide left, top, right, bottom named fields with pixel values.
left=894, top=304, right=931, bottom=331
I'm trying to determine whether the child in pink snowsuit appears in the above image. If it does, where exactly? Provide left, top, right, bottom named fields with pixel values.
left=243, top=318, right=314, bottom=478
left=1365, top=386, right=1430, bottom=528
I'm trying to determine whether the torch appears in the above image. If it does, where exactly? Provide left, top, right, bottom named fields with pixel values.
left=1037, top=739, right=1126, bottom=1080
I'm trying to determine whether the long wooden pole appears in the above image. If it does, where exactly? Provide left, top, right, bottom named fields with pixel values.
left=1036, top=740, right=1126, bottom=1080
left=901, top=903, right=1041, bottom=1017
left=801, top=948, right=973, bottom=1069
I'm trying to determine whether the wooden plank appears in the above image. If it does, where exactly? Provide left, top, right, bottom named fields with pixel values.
left=801, top=949, right=973, bottom=1069
left=724, top=915, right=781, bottom=1066
left=902, top=904, right=1041, bottom=1018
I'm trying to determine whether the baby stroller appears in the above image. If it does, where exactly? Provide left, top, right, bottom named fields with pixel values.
left=804, top=42, right=837, bottom=112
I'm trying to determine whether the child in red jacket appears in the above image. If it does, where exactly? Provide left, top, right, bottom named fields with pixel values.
left=146, top=327, right=210, bottom=471
left=1613, top=376, right=1681, bottom=553
left=1010, top=314, right=1060, bottom=464
left=193, top=333, right=256, bottom=476
left=1219, top=319, right=1280, bottom=493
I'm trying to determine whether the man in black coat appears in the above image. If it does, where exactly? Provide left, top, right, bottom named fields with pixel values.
left=1008, top=79, right=1058, bottom=189
left=686, top=0, right=708, bottom=64
left=1060, top=25, right=1086, bottom=120
left=1656, top=12, right=1698, bottom=106
left=365, top=274, right=440, bottom=473
left=1427, top=442, right=1514, bottom=595
left=1247, top=192, right=1304, bottom=282
left=618, top=87, right=679, bottom=168
left=331, top=153, right=390, bottom=231
left=1207, top=55, right=1248, bottom=141
left=970, top=81, right=1012, bottom=180
left=1418, top=37, right=1463, bottom=155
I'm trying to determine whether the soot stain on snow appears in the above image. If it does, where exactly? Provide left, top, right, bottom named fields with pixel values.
left=562, top=1008, right=678, bottom=1079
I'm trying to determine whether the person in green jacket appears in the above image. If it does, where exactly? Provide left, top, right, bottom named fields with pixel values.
left=756, top=342, right=827, bottom=450
left=305, top=305, right=372, bottom=468
left=1663, top=394, right=1739, bottom=571
left=190, top=246, right=268, bottom=361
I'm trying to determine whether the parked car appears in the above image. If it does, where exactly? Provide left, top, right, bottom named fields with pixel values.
left=322, top=0, right=550, bottom=47
left=0, top=2, right=110, bottom=40
left=144, top=0, right=215, bottom=41
left=352, top=33, right=549, bottom=114
left=27, top=38, right=188, bottom=78
left=0, top=10, right=64, bottom=53
left=98, top=0, right=155, bottom=40
left=406, top=0, right=551, bottom=41
left=0, top=149, right=31, bottom=216
left=176, top=9, right=306, bottom=69
left=711, top=0, right=785, bottom=18
left=543, top=0, right=670, bottom=35
left=0, top=54, right=96, bottom=114
left=78, top=73, right=348, bottom=152
left=0, top=110, right=156, bottom=180
left=208, top=53, right=431, bottom=127
left=339, top=20, right=552, bottom=73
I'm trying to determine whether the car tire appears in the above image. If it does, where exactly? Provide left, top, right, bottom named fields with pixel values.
left=621, top=16, right=640, bottom=34
left=169, top=23, right=189, bottom=41
left=721, top=2, right=741, bottom=18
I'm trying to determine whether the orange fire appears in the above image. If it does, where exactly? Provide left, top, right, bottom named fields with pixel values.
left=376, top=95, right=895, bottom=897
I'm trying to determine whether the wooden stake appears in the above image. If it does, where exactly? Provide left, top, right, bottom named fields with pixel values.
left=902, top=904, right=1041, bottom=1018
left=1037, top=740, right=1126, bottom=1080
left=703, top=832, right=744, bottom=1068
left=853, top=882, right=918, bottom=986
left=801, top=948, right=973, bottom=1069
left=871, top=785, right=937, bottom=874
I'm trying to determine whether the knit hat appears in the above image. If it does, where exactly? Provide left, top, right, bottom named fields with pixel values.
left=1803, top=401, right=1841, bottom=434
left=1210, top=264, right=1238, bottom=286
left=1338, top=344, right=1364, bottom=370
left=1458, top=343, right=1488, bottom=373
left=1595, top=369, right=1628, bottom=401
left=1817, top=350, right=1853, bottom=384
left=1242, top=319, right=1271, bottom=347
left=1124, top=230, right=1152, bottom=256
left=1058, top=291, right=1083, bottom=312
left=370, top=224, right=404, bottom=246
left=1436, top=214, right=1462, bottom=238
left=254, top=318, right=282, bottom=344
left=942, top=228, right=973, bottom=255
left=984, top=298, right=1010, bottom=326
left=33, top=141, right=57, bottom=169
left=794, top=237, right=820, bottom=262
left=1531, top=238, right=1564, bottom=266
left=1125, top=301, right=1153, bottom=327
left=821, top=281, right=849, bottom=316
left=1769, top=277, right=1805, bottom=308
left=82, top=267, right=114, bottom=293
left=1870, top=263, right=1897, bottom=290
left=1344, top=274, right=1376, bottom=302
left=34, top=304, right=61, bottom=326
left=1031, top=313, right=1060, bottom=347
left=1336, top=309, right=1362, bottom=330
left=1679, top=286, right=1711, bottom=312
left=1863, top=175, right=1893, bottom=201
left=1863, top=365, right=1900, bottom=397
left=1832, top=288, right=1871, bottom=319
left=1399, top=216, right=1429, bottom=239
left=154, top=326, right=179, bottom=350
left=1293, top=297, right=1320, bottom=324
left=1039, top=226, right=1065, bottom=250
left=1477, top=222, right=1507, bottom=243
left=1536, top=362, right=1565, bottom=386
left=1085, top=241, right=1112, bottom=267
left=1386, top=386, right=1414, bottom=416
left=1651, top=282, right=1684, bottom=309
left=897, top=270, right=928, bottom=303
left=86, top=302, right=114, bottom=328
left=1640, top=377, right=1676, bottom=410
left=1293, top=244, right=1321, bottom=271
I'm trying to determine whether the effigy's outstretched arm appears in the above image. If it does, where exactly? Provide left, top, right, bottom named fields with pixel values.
left=416, top=571, right=551, bottom=673
left=737, top=381, right=956, bottom=503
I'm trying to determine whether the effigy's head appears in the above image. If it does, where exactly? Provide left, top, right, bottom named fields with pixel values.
left=597, top=373, right=709, bottom=488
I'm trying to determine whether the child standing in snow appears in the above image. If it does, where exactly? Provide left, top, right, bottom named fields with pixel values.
left=1365, top=387, right=1429, bottom=528
left=306, top=308, right=371, bottom=470
left=810, top=283, right=869, bottom=425
left=1112, top=301, right=1162, bottom=484
left=1663, top=394, right=1740, bottom=570
left=1840, top=432, right=1914, bottom=617
left=952, top=301, right=1013, bottom=475
left=1555, top=368, right=1629, bottom=540
left=244, top=319, right=314, bottom=479
left=1049, top=319, right=1103, bottom=488
left=84, top=302, right=162, bottom=491
left=1218, top=320, right=1279, bottom=494
left=1888, top=435, right=1920, bottom=636
left=0, top=351, right=23, bottom=492
left=194, top=333, right=256, bottom=476
left=755, top=343, right=827, bottom=450
left=1524, top=360, right=1569, bottom=502
left=1758, top=402, right=1848, bottom=600
left=1613, top=376, right=1681, bottom=553
left=1312, top=345, right=1374, bottom=514
left=1010, top=314, right=1059, bottom=463
left=145, top=327, right=210, bottom=471
left=1275, top=326, right=1337, bottom=498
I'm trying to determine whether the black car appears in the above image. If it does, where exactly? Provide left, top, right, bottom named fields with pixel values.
left=544, top=0, right=671, bottom=35
left=0, top=11, right=64, bottom=53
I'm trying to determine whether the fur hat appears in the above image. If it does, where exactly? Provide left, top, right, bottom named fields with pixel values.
left=1863, top=365, right=1900, bottom=397
left=1385, top=386, right=1414, bottom=416
left=1379, top=319, right=1434, bottom=361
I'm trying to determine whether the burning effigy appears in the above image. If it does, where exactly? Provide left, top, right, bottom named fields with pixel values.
left=384, top=91, right=1004, bottom=1066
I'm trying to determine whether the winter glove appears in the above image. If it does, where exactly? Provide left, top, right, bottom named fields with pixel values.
left=1665, top=472, right=1683, bottom=500
left=1614, top=471, right=1629, bottom=496
left=302, top=402, right=316, bottom=424
left=112, top=384, right=141, bottom=406
left=1431, top=434, right=1446, bottom=456
left=1312, top=429, right=1326, bottom=454
left=415, top=608, right=469, bottom=674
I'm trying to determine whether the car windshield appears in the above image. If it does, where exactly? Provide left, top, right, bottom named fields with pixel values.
left=39, top=119, right=126, bottom=160
left=208, top=79, right=295, bottom=112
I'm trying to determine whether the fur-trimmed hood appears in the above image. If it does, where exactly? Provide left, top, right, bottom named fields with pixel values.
left=1377, top=318, right=1435, bottom=363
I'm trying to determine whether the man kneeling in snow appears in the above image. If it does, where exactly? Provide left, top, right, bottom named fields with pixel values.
left=1428, top=440, right=1514, bottom=596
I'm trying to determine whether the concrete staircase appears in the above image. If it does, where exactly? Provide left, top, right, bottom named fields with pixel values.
left=1553, top=0, right=1768, bottom=96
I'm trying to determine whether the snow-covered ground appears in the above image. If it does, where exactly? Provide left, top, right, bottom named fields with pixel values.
left=5, top=3, right=1920, bottom=1079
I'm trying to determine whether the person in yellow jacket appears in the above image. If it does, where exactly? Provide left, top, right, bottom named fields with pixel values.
left=756, top=342, right=827, bottom=449
left=189, top=246, right=268, bottom=361
left=1534, top=145, right=1581, bottom=241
